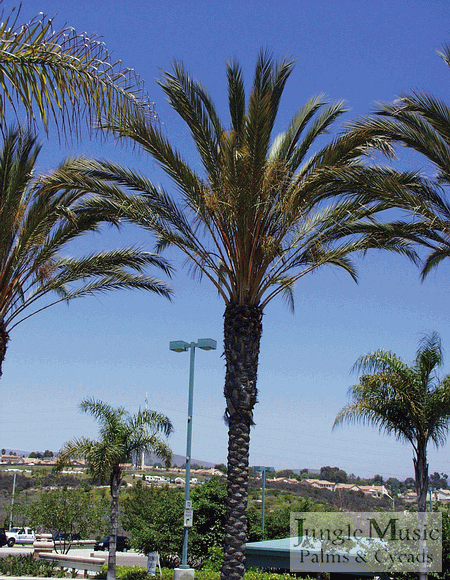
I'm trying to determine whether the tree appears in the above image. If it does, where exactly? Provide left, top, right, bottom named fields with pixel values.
left=334, top=332, right=450, bottom=512
left=123, top=477, right=227, bottom=565
left=0, top=127, right=173, bottom=378
left=0, top=5, right=153, bottom=139
left=57, top=399, right=173, bottom=580
left=123, top=482, right=184, bottom=565
left=429, top=472, right=448, bottom=489
left=21, top=487, right=108, bottom=553
left=83, top=53, right=418, bottom=580
left=320, top=466, right=348, bottom=483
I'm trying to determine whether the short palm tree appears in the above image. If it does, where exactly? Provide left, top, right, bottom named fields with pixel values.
left=57, top=398, right=173, bottom=580
left=0, top=5, right=153, bottom=137
left=80, top=53, right=420, bottom=580
left=334, top=332, right=450, bottom=512
left=0, top=126, right=173, bottom=378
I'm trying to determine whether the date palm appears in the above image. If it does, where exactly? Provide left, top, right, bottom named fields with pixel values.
left=57, top=398, right=173, bottom=580
left=334, top=332, right=450, bottom=513
left=85, top=53, right=419, bottom=580
left=0, top=5, right=153, bottom=138
left=0, top=126, right=173, bottom=379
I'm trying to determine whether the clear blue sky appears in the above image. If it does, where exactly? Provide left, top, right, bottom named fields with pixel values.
left=2, top=0, right=450, bottom=481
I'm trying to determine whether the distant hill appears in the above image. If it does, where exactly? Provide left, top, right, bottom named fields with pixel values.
left=143, top=451, right=216, bottom=469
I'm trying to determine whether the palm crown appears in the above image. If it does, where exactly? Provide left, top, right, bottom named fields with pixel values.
left=98, top=53, right=413, bottom=311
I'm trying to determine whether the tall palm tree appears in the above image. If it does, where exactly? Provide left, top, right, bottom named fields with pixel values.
left=0, top=5, right=153, bottom=138
left=57, top=398, right=173, bottom=580
left=334, top=332, right=450, bottom=513
left=79, top=53, right=420, bottom=580
left=0, top=126, right=173, bottom=379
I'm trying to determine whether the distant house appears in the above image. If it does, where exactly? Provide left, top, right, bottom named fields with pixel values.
left=335, top=483, right=361, bottom=492
left=304, top=479, right=335, bottom=491
left=434, top=489, right=450, bottom=502
left=358, top=485, right=390, bottom=498
left=0, top=455, right=24, bottom=465
left=401, top=491, right=418, bottom=502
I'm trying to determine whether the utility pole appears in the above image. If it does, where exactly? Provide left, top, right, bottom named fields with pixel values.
left=141, top=393, right=148, bottom=470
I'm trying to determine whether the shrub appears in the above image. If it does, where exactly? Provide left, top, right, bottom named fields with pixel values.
left=0, top=554, right=64, bottom=577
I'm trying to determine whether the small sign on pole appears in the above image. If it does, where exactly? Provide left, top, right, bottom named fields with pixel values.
left=184, top=509, right=194, bottom=527
left=147, top=552, right=161, bottom=577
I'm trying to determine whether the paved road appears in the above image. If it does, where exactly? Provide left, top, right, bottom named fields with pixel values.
left=0, top=544, right=148, bottom=571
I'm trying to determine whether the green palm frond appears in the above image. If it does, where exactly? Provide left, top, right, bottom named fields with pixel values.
left=344, top=48, right=450, bottom=280
left=0, top=127, right=173, bottom=341
left=0, top=5, right=154, bottom=138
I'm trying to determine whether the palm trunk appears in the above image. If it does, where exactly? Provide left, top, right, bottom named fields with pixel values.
left=221, top=303, right=263, bottom=580
left=414, top=443, right=429, bottom=580
left=413, top=444, right=428, bottom=513
left=0, top=320, right=9, bottom=379
left=107, top=468, right=121, bottom=580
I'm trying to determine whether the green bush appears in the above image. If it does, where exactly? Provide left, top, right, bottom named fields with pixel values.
left=0, top=554, right=64, bottom=577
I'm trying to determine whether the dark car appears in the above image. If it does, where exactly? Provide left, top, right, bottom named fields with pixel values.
left=0, top=529, right=6, bottom=548
left=94, top=535, right=130, bottom=552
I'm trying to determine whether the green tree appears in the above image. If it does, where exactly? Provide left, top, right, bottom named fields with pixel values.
left=334, top=332, right=450, bottom=512
left=57, top=399, right=173, bottom=580
left=0, top=5, right=153, bottom=138
left=79, top=52, right=420, bottom=580
left=429, top=471, right=448, bottom=489
left=21, top=487, right=107, bottom=553
left=123, top=477, right=227, bottom=565
left=122, top=482, right=183, bottom=564
left=190, top=477, right=227, bottom=560
left=0, top=127, right=173, bottom=378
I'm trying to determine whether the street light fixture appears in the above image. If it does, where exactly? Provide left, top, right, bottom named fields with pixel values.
left=170, top=338, right=217, bottom=575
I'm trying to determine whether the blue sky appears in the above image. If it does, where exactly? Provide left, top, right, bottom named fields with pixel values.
left=2, top=0, right=450, bottom=480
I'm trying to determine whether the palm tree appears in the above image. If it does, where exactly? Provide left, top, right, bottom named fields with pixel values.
left=57, top=398, right=173, bottom=580
left=0, top=126, right=173, bottom=379
left=334, top=332, right=450, bottom=513
left=79, top=53, right=420, bottom=580
left=0, top=5, right=153, bottom=138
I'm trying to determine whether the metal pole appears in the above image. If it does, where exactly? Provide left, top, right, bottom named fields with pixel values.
left=261, top=468, right=266, bottom=533
left=181, top=343, right=196, bottom=569
left=9, top=471, right=16, bottom=529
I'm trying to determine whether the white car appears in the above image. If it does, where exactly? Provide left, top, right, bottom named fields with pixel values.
left=6, top=527, right=35, bottom=547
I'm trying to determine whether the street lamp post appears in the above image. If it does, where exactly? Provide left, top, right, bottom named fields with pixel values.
left=170, top=338, right=216, bottom=576
left=253, top=466, right=275, bottom=533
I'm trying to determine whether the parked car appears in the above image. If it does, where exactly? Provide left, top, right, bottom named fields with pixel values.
left=94, top=535, right=130, bottom=552
left=0, top=529, right=7, bottom=548
left=6, top=527, right=35, bottom=547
